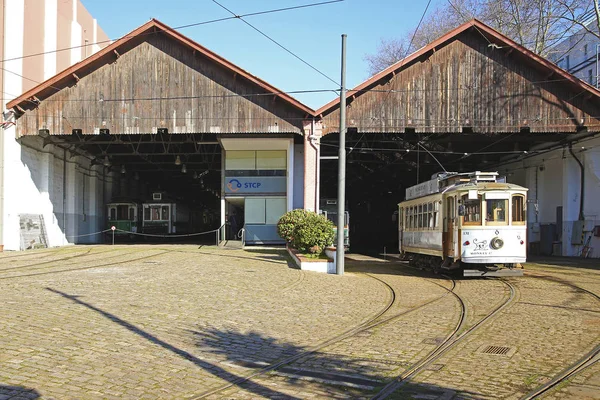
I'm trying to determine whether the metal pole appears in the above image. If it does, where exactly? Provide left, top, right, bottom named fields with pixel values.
left=336, top=34, right=347, bottom=276
left=112, top=229, right=115, bottom=246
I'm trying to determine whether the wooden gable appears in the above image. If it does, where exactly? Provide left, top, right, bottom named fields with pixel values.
left=13, top=25, right=311, bottom=137
left=320, top=27, right=600, bottom=135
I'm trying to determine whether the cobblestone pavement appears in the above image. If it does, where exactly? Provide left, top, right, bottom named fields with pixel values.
left=1, top=247, right=599, bottom=399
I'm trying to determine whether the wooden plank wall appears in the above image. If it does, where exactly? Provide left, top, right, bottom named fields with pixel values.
left=17, top=33, right=306, bottom=136
left=322, top=33, right=600, bottom=135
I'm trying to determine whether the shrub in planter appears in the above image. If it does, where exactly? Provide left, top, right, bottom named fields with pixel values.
left=277, top=209, right=310, bottom=243
left=292, top=212, right=335, bottom=254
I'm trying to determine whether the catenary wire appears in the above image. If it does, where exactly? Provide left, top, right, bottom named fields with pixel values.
left=211, top=0, right=340, bottom=87
left=0, top=0, right=344, bottom=64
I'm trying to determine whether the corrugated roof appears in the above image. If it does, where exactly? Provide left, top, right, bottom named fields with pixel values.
left=7, top=19, right=315, bottom=116
left=315, top=18, right=600, bottom=116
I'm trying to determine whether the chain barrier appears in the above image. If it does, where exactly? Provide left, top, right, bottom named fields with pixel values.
left=64, top=227, right=222, bottom=246
left=66, top=229, right=112, bottom=238
left=114, top=227, right=220, bottom=238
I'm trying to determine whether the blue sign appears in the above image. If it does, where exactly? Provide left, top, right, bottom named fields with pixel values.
left=225, top=177, right=286, bottom=195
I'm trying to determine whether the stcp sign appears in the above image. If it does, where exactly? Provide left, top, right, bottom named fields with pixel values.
left=225, top=177, right=286, bottom=195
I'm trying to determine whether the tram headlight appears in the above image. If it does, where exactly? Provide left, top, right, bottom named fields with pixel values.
left=490, top=237, right=504, bottom=250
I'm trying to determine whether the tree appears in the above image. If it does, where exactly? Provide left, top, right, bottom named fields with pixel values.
left=364, top=0, right=595, bottom=75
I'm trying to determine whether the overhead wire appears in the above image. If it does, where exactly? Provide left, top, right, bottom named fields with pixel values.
left=211, top=0, right=340, bottom=87
left=1, top=0, right=345, bottom=104
left=0, top=0, right=344, bottom=64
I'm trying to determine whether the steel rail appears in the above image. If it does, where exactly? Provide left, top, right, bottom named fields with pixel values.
left=191, top=274, right=458, bottom=399
left=0, top=247, right=125, bottom=273
left=0, top=250, right=170, bottom=280
left=521, top=274, right=600, bottom=399
left=372, top=279, right=517, bottom=399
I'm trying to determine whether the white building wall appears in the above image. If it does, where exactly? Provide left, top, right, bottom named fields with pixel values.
left=500, top=135, right=600, bottom=258
left=3, top=137, right=110, bottom=250
left=1, top=0, right=109, bottom=250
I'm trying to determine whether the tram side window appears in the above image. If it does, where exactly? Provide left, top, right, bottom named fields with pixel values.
left=409, top=207, right=414, bottom=229
left=434, top=201, right=439, bottom=228
left=129, top=207, right=135, bottom=221
left=418, top=205, right=423, bottom=228
left=462, top=195, right=482, bottom=225
left=428, top=203, right=434, bottom=229
left=512, top=195, right=525, bottom=224
left=109, top=207, right=116, bottom=220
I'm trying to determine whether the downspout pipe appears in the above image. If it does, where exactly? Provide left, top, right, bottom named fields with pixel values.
left=63, top=148, right=67, bottom=244
left=568, top=143, right=585, bottom=221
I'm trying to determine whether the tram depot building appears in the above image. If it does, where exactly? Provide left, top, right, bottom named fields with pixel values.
left=2, top=18, right=600, bottom=259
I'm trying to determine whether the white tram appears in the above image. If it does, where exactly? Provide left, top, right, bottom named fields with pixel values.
left=398, top=171, right=527, bottom=277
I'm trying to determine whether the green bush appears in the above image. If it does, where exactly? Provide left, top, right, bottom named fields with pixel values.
left=277, top=209, right=310, bottom=243
left=291, top=212, right=335, bottom=254
left=277, top=209, right=335, bottom=254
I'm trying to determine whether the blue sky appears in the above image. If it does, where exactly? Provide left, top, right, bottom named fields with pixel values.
left=82, top=0, right=443, bottom=110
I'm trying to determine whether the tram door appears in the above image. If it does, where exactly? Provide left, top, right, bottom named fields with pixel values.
left=443, top=196, right=455, bottom=257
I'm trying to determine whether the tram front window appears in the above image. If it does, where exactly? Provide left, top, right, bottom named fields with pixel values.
left=486, top=199, right=507, bottom=224
left=462, top=195, right=481, bottom=225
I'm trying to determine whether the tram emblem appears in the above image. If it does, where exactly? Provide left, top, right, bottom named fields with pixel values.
left=227, top=179, right=242, bottom=193
left=473, top=238, right=488, bottom=250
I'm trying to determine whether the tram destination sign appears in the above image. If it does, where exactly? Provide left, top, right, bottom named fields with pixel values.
left=405, top=178, right=440, bottom=200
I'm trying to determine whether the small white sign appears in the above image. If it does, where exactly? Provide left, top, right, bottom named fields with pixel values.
left=111, top=226, right=116, bottom=231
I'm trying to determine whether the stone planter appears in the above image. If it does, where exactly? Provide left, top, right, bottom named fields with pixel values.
left=287, top=245, right=336, bottom=274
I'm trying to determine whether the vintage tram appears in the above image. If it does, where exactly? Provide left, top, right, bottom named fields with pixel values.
left=106, top=199, right=141, bottom=238
left=398, top=171, right=527, bottom=277
left=141, top=192, right=191, bottom=235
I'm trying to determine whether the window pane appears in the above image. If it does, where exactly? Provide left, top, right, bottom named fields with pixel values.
left=109, top=208, right=116, bottom=220
left=129, top=207, right=135, bottom=221
left=512, top=196, right=525, bottom=222
left=266, top=198, right=287, bottom=224
left=151, top=206, right=161, bottom=221
left=144, top=207, right=150, bottom=221
left=256, top=151, right=286, bottom=170
left=245, top=198, right=266, bottom=224
left=117, top=205, right=128, bottom=220
left=161, top=206, right=170, bottom=220
left=226, top=151, right=256, bottom=170
left=462, top=195, right=481, bottom=224
left=486, top=200, right=507, bottom=222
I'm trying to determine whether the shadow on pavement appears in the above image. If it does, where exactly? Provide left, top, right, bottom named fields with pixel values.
left=44, top=287, right=299, bottom=400
left=191, top=327, right=481, bottom=399
left=526, top=256, right=600, bottom=271
left=0, top=385, right=40, bottom=399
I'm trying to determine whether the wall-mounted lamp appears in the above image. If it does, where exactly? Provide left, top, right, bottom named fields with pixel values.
left=175, top=155, right=181, bottom=166
left=181, top=164, right=187, bottom=174
left=103, top=156, right=110, bottom=167
left=121, top=165, right=126, bottom=174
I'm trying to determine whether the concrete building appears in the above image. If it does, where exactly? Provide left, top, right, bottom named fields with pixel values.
left=1, top=0, right=109, bottom=250
left=548, top=14, right=600, bottom=87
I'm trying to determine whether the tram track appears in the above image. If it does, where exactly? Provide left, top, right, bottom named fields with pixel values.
left=371, top=278, right=517, bottom=399
left=0, top=249, right=170, bottom=280
left=0, top=247, right=127, bottom=273
left=191, top=273, right=458, bottom=399
left=520, top=274, right=600, bottom=399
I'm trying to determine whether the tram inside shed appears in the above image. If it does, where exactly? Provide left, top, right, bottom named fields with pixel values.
left=319, top=130, right=571, bottom=256
left=37, top=131, right=223, bottom=244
